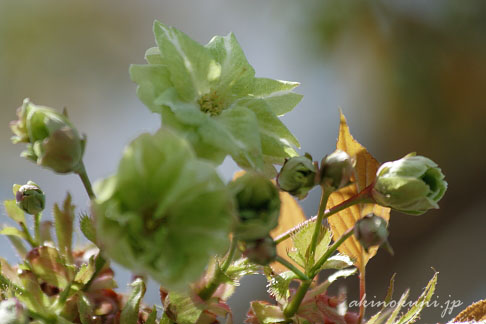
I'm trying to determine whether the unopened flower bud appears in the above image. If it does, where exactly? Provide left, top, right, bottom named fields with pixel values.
left=372, top=153, right=447, bottom=215
left=277, top=155, right=317, bottom=199
left=0, top=299, right=28, bottom=324
left=354, top=214, right=389, bottom=253
left=10, top=99, right=85, bottom=174
left=15, top=181, right=45, bottom=215
left=229, top=172, right=280, bottom=241
left=320, top=150, right=354, bottom=191
left=243, top=236, right=277, bottom=266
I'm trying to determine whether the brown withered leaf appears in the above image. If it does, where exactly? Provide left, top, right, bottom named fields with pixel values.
left=233, top=171, right=306, bottom=273
left=327, top=112, right=390, bottom=269
left=453, top=299, right=486, bottom=322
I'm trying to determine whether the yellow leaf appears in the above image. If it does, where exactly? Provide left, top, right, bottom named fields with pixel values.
left=233, top=171, right=306, bottom=273
left=327, top=112, right=390, bottom=269
left=453, top=299, right=486, bottom=322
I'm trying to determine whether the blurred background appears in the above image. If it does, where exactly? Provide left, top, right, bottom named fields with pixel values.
left=1, top=0, right=485, bottom=322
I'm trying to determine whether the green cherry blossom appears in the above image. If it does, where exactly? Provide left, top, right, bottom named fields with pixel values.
left=94, top=129, right=234, bottom=291
left=130, top=21, right=302, bottom=176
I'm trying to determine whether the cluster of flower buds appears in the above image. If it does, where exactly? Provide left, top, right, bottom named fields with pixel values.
left=372, top=153, right=447, bottom=215
left=10, top=99, right=85, bottom=174
left=354, top=213, right=392, bottom=253
left=229, top=172, right=280, bottom=265
left=14, top=181, right=45, bottom=215
left=277, top=150, right=355, bottom=200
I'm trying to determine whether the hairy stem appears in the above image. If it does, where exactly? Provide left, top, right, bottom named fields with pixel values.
left=34, top=213, right=41, bottom=244
left=308, top=189, right=330, bottom=265
left=283, top=279, right=312, bottom=319
left=20, top=222, right=38, bottom=248
left=198, top=238, right=237, bottom=300
left=275, top=256, right=309, bottom=281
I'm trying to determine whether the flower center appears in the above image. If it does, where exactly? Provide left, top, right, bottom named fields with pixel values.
left=198, top=91, right=225, bottom=116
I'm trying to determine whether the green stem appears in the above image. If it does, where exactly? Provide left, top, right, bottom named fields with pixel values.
left=20, top=222, right=37, bottom=248
left=275, top=256, right=309, bottom=281
left=77, top=162, right=95, bottom=200
left=275, top=185, right=373, bottom=244
left=283, top=279, right=312, bottom=318
left=34, top=213, right=41, bottom=244
left=198, top=238, right=237, bottom=300
left=310, top=227, right=354, bottom=276
left=283, top=227, right=356, bottom=319
left=308, top=189, right=330, bottom=265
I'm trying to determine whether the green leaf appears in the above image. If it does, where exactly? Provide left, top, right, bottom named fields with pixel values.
left=77, top=293, right=93, bottom=324
left=74, top=256, right=96, bottom=286
left=130, top=64, right=172, bottom=114
left=248, top=301, right=286, bottom=324
left=0, top=226, right=27, bottom=240
left=385, top=290, right=410, bottom=324
left=17, top=270, right=51, bottom=316
left=251, top=78, right=303, bottom=116
left=205, top=32, right=255, bottom=98
left=288, top=223, right=331, bottom=270
left=26, top=246, right=74, bottom=290
left=153, top=21, right=213, bottom=102
left=265, top=270, right=298, bottom=304
left=53, top=194, right=74, bottom=260
left=5, top=235, right=27, bottom=258
left=315, top=254, right=354, bottom=272
left=146, top=306, right=158, bottom=324
left=4, top=200, right=25, bottom=223
left=394, top=272, right=438, bottom=324
left=165, top=291, right=203, bottom=324
left=225, top=258, right=260, bottom=285
left=79, top=213, right=97, bottom=244
left=120, top=278, right=146, bottom=324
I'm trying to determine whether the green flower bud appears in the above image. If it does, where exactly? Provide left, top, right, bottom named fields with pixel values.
left=94, top=129, right=234, bottom=291
left=277, top=155, right=317, bottom=199
left=372, top=154, right=447, bottom=215
left=0, top=299, right=28, bottom=324
left=10, top=99, right=85, bottom=174
left=320, top=150, right=354, bottom=191
left=243, top=236, right=277, bottom=266
left=354, top=214, right=389, bottom=253
left=15, top=181, right=45, bottom=215
left=229, top=172, right=280, bottom=241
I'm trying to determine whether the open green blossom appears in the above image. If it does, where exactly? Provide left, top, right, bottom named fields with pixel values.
left=10, top=99, right=85, bottom=174
left=372, top=153, right=447, bottom=215
left=94, top=129, right=234, bottom=290
left=130, top=21, right=302, bottom=176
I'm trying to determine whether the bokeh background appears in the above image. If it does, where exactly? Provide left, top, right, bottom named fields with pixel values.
left=1, top=1, right=485, bottom=322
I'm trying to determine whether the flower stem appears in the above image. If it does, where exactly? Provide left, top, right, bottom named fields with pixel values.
left=20, top=222, right=37, bottom=248
left=77, top=162, right=95, bottom=200
left=308, top=188, right=330, bottom=265
left=198, top=238, right=237, bottom=300
left=358, top=266, right=366, bottom=324
left=310, top=227, right=354, bottom=276
left=34, top=213, right=41, bottom=244
left=283, top=279, right=312, bottom=318
left=283, top=227, right=356, bottom=319
left=275, top=256, right=309, bottom=281
left=275, top=185, right=373, bottom=244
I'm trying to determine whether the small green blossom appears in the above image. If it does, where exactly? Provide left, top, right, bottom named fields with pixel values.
left=130, top=21, right=302, bottom=176
left=10, top=99, right=85, bottom=174
left=94, top=129, right=234, bottom=290
left=229, top=172, right=280, bottom=241
left=15, top=181, right=45, bottom=215
left=372, top=153, right=447, bottom=215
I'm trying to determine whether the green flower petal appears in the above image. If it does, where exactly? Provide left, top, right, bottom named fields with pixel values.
left=154, top=21, right=213, bottom=102
left=129, top=64, right=172, bottom=114
left=251, top=78, right=303, bottom=116
left=95, top=129, right=234, bottom=290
